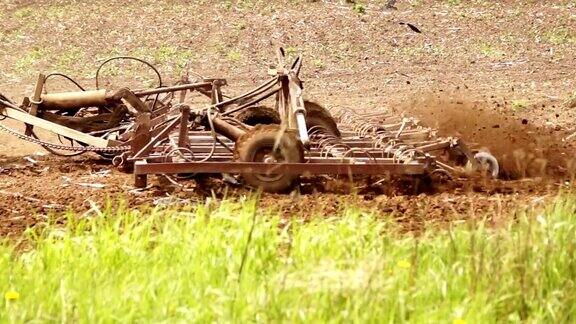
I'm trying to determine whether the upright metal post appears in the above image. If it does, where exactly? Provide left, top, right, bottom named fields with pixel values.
left=178, top=106, right=190, bottom=148
left=25, top=73, right=45, bottom=136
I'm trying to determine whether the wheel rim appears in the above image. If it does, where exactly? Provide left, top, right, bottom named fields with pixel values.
left=474, top=152, right=499, bottom=178
left=235, top=124, right=304, bottom=193
left=252, top=146, right=284, bottom=182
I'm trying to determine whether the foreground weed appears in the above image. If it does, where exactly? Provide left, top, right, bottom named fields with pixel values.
left=1, top=197, right=576, bottom=322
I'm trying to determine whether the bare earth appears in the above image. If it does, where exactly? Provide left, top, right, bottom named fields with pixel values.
left=1, top=0, right=575, bottom=236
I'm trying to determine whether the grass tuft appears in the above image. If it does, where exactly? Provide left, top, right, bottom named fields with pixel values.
left=478, top=42, right=506, bottom=58
left=13, top=7, right=33, bottom=19
left=352, top=3, right=366, bottom=14
left=14, top=48, right=45, bottom=74
left=545, top=27, right=576, bottom=45
left=445, top=0, right=461, bottom=5
left=511, top=99, right=529, bottom=111
left=227, top=49, right=242, bottom=62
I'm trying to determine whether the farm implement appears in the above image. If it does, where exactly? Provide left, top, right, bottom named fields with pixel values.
left=0, top=48, right=499, bottom=193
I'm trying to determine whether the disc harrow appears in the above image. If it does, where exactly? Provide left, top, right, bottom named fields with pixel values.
left=0, top=48, right=499, bottom=193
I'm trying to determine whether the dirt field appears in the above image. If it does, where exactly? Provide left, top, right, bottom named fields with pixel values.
left=1, top=0, right=575, bottom=236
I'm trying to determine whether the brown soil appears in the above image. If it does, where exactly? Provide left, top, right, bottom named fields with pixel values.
left=1, top=0, right=576, bottom=237
left=399, top=94, right=576, bottom=179
left=0, top=152, right=563, bottom=237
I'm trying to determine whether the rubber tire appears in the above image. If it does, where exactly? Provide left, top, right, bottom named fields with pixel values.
left=234, top=125, right=304, bottom=193
left=304, top=100, right=341, bottom=137
left=236, top=106, right=281, bottom=126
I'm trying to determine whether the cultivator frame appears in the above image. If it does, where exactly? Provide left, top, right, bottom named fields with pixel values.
left=0, top=48, right=498, bottom=193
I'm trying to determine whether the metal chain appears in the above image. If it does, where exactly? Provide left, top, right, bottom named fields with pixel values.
left=0, top=122, right=130, bottom=153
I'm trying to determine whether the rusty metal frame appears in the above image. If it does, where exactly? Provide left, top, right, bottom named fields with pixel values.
left=0, top=47, right=495, bottom=192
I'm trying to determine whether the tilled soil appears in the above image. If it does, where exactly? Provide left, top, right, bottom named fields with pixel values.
left=1, top=0, right=576, bottom=236
left=0, top=152, right=564, bottom=237
left=398, top=94, right=576, bottom=179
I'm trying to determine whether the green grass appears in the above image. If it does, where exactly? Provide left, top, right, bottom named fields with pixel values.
left=478, top=42, right=506, bottom=58
left=13, top=7, right=34, bottom=19
left=14, top=48, right=45, bottom=74
left=2, top=196, right=576, bottom=322
left=395, top=44, right=446, bottom=58
left=227, top=49, right=243, bottom=62
left=511, top=99, right=529, bottom=111
left=352, top=3, right=366, bottom=14
left=56, top=46, right=86, bottom=73
left=545, top=27, right=576, bottom=45
left=445, top=0, right=461, bottom=6
left=313, top=58, right=325, bottom=69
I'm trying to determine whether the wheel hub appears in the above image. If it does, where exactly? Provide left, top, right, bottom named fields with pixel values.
left=263, top=155, right=277, bottom=164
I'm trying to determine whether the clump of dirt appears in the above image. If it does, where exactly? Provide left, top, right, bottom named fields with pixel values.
left=399, top=94, right=576, bottom=179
